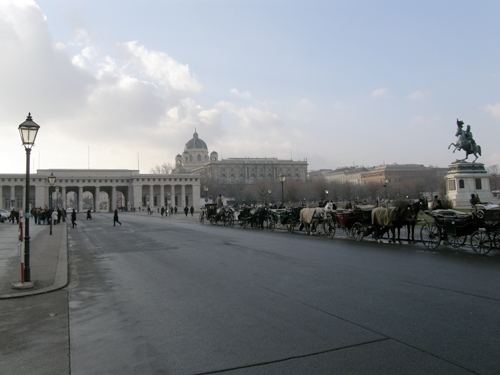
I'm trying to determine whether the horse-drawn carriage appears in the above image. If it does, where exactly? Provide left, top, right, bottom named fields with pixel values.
left=200, top=203, right=234, bottom=226
left=420, top=205, right=500, bottom=254
left=237, top=205, right=274, bottom=230
left=199, top=203, right=217, bottom=224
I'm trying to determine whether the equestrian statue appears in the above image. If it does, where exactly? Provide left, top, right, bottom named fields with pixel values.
left=448, top=119, right=482, bottom=163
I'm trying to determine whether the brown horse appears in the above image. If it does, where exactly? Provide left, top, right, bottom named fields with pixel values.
left=371, top=205, right=409, bottom=244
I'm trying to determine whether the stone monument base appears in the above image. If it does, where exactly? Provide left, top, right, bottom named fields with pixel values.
left=446, top=162, right=498, bottom=208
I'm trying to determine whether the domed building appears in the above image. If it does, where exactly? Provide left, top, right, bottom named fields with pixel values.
left=175, top=130, right=308, bottom=183
left=175, top=130, right=209, bottom=172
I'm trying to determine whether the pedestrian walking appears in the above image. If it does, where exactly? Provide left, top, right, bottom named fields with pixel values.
left=184, top=205, right=189, bottom=216
left=113, top=209, right=122, bottom=226
left=51, top=209, right=58, bottom=225
left=86, top=209, right=92, bottom=220
left=71, top=209, right=77, bottom=228
left=190, top=206, right=194, bottom=216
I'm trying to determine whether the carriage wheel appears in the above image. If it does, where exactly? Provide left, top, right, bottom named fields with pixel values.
left=286, top=219, right=295, bottom=233
left=324, top=220, right=336, bottom=239
left=199, top=213, right=204, bottom=224
left=493, top=230, right=500, bottom=249
left=351, top=222, right=364, bottom=241
left=470, top=231, right=492, bottom=255
left=448, top=234, right=467, bottom=248
left=268, top=219, right=275, bottom=232
left=420, top=222, right=441, bottom=249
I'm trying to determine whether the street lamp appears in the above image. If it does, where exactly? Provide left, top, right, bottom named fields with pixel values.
left=383, top=179, right=389, bottom=200
left=204, top=186, right=208, bottom=201
left=279, top=174, right=286, bottom=207
left=325, top=189, right=329, bottom=202
left=267, top=189, right=271, bottom=205
left=19, top=112, right=40, bottom=284
left=48, top=173, right=56, bottom=235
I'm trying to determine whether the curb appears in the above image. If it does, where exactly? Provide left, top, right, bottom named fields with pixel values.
left=0, top=223, right=68, bottom=299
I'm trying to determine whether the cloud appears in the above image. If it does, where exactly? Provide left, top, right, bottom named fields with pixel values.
left=484, top=102, right=500, bottom=121
left=123, top=41, right=202, bottom=94
left=230, top=88, right=252, bottom=99
left=216, top=101, right=282, bottom=130
left=408, top=90, right=430, bottom=101
left=371, top=87, right=388, bottom=98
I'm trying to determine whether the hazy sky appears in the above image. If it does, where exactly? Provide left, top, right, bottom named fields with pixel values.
left=1, top=0, right=499, bottom=174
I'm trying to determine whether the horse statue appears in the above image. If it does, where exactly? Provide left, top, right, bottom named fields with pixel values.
left=448, top=119, right=481, bottom=163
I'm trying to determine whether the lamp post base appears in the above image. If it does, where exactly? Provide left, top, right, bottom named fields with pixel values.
left=11, top=281, right=34, bottom=290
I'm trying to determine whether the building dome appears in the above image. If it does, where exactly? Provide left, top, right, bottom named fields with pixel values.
left=184, top=130, right=208, bottom=151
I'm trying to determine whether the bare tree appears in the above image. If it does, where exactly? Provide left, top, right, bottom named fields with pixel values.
left=150, top=162, right=174, bottom=174
left=487, top=165, right=499, bottom=191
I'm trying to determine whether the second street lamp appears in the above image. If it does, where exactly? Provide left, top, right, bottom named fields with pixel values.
left=279, top=174, right=286, bottom=207
left=48, top=172, right=56, bottom=235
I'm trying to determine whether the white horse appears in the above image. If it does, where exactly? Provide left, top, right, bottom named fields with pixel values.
left=299, top=203, right=336, bottom=235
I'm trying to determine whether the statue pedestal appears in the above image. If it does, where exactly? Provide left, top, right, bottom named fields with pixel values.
left=446, top=162, right=498, bottom=207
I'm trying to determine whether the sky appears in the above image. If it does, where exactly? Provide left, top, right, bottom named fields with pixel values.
left=1, top=0, right=499, bottom=174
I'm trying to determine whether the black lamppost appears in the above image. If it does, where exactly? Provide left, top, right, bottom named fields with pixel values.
left=383, top=179, right=389, bottom=200
left=325, top=190, right=329, bottom=202
left=279, top=174, right=286, bottom=207
left=204, top=186, right=208, bottom=201
left=19, top=113, right=40, bottom=284
left=267, top=189, right=271, bottom=205
left=48, top=172, right=56, bottom=235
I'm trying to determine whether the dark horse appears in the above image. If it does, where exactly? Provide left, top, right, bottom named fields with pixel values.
left=394, top=197, right=428, bottom=243
left=371, top=205, right=410, bottom=244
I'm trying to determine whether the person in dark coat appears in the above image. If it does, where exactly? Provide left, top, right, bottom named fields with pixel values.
left=190, top=206, right=194, bottom=216
left=113, top=209, right=121, bottom=226
left=71, top=209, right=77, bottom=228
left=184, top=206, right=189, bottom=216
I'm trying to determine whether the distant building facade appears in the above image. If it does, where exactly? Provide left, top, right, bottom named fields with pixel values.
left=175, top=131, right=308, bottom=183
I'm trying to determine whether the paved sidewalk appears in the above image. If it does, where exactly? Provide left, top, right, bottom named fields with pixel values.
left=0, top=220, right=67, bottom=299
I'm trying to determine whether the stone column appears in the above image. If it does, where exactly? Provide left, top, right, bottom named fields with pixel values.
left=61, top=186, right=67, bottom=209
left=181, top=184, right=186, bottom=207
left=170, top=185, right=175, bottom=208
left=95, top=186, right=100, bottom=212
left=78, top=186, right=84, bottom=212
left=148, top=185, right=154, bottom=208
left=111, top=186, right=117, bottom=211
left=160, top=185, right=165, bottom=208
left=10, top=185, right=15, bottom=208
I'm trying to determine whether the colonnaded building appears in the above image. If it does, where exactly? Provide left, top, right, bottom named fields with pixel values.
left=1, top=130, right=307, bottom=212
left=174, top=130, right=308, bottom=183
left=1, top=169, right=200, bottom=213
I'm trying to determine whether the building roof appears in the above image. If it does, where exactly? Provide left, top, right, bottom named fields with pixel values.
left=184, top=130, right=208, bottom=150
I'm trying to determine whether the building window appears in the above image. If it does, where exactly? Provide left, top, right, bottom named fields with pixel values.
left=239, top=174, right=244, bottom=183
left=459, top=179, right=465, bottom=189
left=230, top=174, right=235, bottom=183
left=250, top=174, right=255, bottom=183
left=448, top=179, right=456, bottom=191
left=220, top=174, right=226, bottom=183
left=197, top=154, right=201, bottom=162
left=476, top=178, right=482, bottom=189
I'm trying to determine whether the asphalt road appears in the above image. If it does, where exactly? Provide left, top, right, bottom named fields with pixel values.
left=68, top=213, right=500, bottom=374
left=3, top=212, right=500, bottom=374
